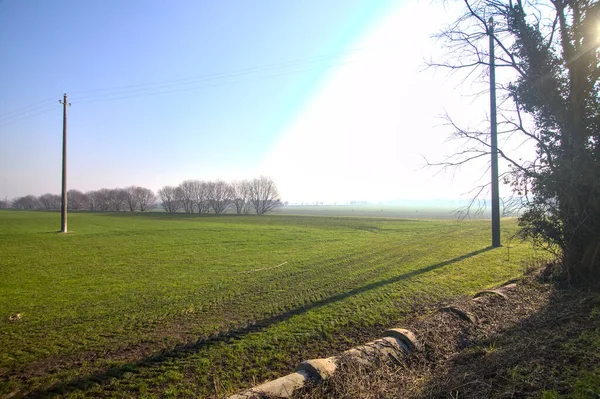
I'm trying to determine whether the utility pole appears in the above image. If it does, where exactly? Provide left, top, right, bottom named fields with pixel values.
left=59, top=93, right=70, bottom=233
left=489, top=18, right=501, bottom=247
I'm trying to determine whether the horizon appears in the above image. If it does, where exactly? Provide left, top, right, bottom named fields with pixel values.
left=0, top=1, right=534, bottom=203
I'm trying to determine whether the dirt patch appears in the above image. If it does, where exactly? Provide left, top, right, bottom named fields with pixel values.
left=291, top=275, right=600, bottom=398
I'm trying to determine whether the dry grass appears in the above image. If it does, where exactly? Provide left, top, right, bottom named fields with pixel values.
left=291, top=272, right=600, bottom=399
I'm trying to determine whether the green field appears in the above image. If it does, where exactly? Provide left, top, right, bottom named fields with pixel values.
left=0, top=211, right=539, bottom=398
left=274, top=204, right=461, bottom=219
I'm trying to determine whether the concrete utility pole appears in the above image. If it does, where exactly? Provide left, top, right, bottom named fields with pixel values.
left=59, top=93, right=70, bottom=233
left=489, top=18, right=501, bottom=247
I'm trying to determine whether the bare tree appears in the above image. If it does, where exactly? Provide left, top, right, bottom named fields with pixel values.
left=124, top=186, right=139, bottom=212
left=106, top=188, right=127, bottom=211
left=67, top=190, right=87, bottom=210
left=178, top=180, right=198, bottom=213
left=231, top=180, right=251, bottom=214
left=179, top=179, right=211, bottom=214
left=93, top=189, right=112, bottom=211
left=86, top=190, right=101, bottom=211
left=158, top=185, right=182, bottom=213
left=38, top=193, right=61, bottom=210
left=193, top=180, right=212, bottom=214
left=249, top=176, right=281, bottom=215
left=432, top=1, right=600, bottom=286
left=0, top=198, right=10, bottom=209
left=13, top=195, right=40, bottom=210
left=122, top=186, right=156, bottom=212
left=133, top=187, right=156, bottom=211
left=207, top=180, right=233, bottom=214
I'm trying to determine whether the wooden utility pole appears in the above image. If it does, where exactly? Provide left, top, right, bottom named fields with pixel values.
left=489, top=18, right=501, bottom=247
left=59, top=93, right=70, bottom=233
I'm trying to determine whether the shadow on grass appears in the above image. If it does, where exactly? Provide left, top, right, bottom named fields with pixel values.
left=25, top=247, right=494, bottom=398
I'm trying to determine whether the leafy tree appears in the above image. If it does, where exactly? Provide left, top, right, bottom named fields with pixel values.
left=434, top=1, right=600, bottom=286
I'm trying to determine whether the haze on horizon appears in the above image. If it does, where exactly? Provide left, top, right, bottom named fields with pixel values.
left=0, top=1, right=532, bottom=204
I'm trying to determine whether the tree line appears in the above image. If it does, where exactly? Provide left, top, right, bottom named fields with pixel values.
left=158, top=176, right=281, bottom=215
left=2, top=176, right=281, bottom=215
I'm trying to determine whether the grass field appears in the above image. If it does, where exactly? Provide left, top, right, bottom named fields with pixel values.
left=273, top=204, right=461, bottom=219
left=0, top=210, right=540, bottom=398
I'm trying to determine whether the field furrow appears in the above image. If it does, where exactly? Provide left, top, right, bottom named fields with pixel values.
left=0, top=211, right=538, bottom=398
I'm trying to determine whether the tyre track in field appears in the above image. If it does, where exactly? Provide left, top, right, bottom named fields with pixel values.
left=4, top=228, right=475, bottom=393
left=221, top=225, right=479, bottom=313
left=19, top=245, right=492, bottom=398
left=2, top=243, right=399, bottom=386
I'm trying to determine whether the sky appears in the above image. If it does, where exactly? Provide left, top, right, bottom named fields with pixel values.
left=0, top=0, right=530, bottom=203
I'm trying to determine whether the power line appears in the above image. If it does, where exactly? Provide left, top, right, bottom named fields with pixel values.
left=0, top=56, right=361, bottom=125
left=1, top=48, right=368, bottom=123
left=0, top=43, right=398, bottom=126
left=69, top=55, right=356, bottom=102
left=68, top=46, right=369, bottom=99
left=69, top=46, right=395, bottom=104
left=72, top=59, right=357, bottom=105
left=0, top=97, right=56, bottom=120
left=0, top=107, right=57, bottom=128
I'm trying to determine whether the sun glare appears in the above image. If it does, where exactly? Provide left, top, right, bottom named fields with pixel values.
left=259, top=2, right=487, bottom=202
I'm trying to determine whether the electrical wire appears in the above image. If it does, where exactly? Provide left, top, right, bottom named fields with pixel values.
left=0, top=43, right=398, bottom=127
left=0, top=97, right=56, bottom=120
left=0, top=107, right=57, bottom=128
left=68, top=46, right=368, bottom=100
left=73, top=59, right=358, bottom=105
left=1, top=47, right=372, bottom=122
left=69, top=46, right=393, bottom=104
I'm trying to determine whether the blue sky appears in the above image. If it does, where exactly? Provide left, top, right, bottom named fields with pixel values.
left=0, top=1, right=523, bottom=202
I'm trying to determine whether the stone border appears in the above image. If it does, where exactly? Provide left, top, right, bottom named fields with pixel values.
left=228, top=371, right=311, bottom=399
left=227, top=282, right=518, bottom=399
left=440, top=306, right=478, bottom=324
left=473, top=283, right=517, bottom=300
